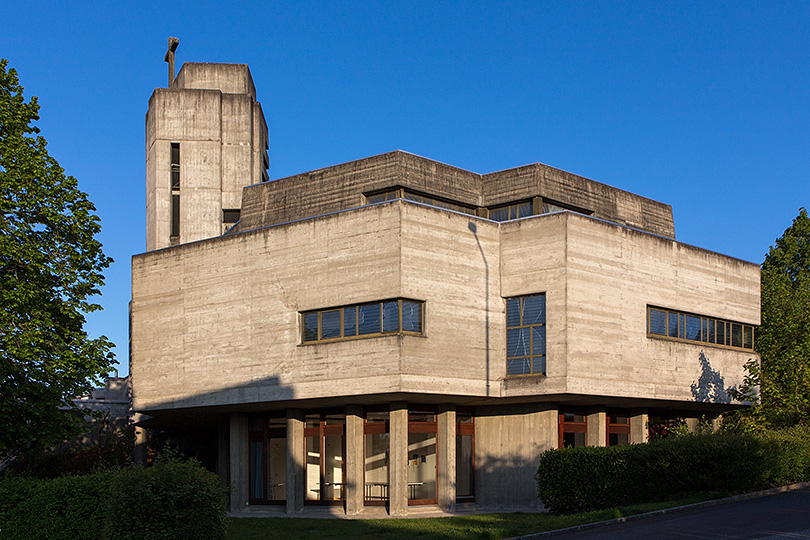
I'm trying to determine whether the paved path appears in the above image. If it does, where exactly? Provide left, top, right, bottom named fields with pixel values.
left=522, top=487, right=810, bottom=539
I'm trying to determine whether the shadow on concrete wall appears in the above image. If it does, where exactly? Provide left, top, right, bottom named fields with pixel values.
left=135, top=375, right=295, bottom=472
left=140, top=374, right=295, bottom=412
left=690, top=351, right=734, bottom=404
left=476, top=451, right=544, bottom=508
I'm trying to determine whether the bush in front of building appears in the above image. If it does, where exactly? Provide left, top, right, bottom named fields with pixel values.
left=0, top=456, right=228, bottom=540
left=0, top=470, right=115, bottom=540
left=536, top=428, right=810, bottom=514
left=105, top=453, right=229, bottom=540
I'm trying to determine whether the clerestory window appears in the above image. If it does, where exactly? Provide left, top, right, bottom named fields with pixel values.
left=364, top=188, right=476, bottom=215
left=506, top=293, right=546, bottom=376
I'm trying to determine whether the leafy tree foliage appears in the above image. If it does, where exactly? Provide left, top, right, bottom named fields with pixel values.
left=0, top=59, right=114, bottom=461
left=757, top=208, right=810, bottom=425
left=726, top=208, right=810, bottom=431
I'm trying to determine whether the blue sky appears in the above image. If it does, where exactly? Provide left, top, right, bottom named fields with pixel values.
left=2, top=1, right=808, bottom=375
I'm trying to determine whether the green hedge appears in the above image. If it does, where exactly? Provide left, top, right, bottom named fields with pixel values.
left=0, top=457, right=228, bottom=540
left=536, top=427, right=810, bottom=514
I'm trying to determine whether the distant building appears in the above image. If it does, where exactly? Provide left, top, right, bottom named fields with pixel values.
left=68, top=375, right=132, bottom=449
left=130, top=61, right=760, bottom=516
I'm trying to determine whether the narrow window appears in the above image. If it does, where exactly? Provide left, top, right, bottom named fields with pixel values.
left=170, top=143, right=180, bottom=189
left=171, top=194, right=180, bottom=237
left=170, top=143, right=180, bottom=238
left=456, top=412, right=475, bottom=502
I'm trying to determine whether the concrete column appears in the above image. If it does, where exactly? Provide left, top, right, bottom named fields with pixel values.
left=345, top=405, right=364, bottom=515
left=217, top=419, right=230, bottom=487
left=286, top=409, right=304, bottom=514
left=437, top=404, right=456, bottom=512
left=229, top=413, right=249, bottom=512
left=586, top=409, right=607, bottom=447
left=132, top=412, right=148, bottom=466
left=630, top=410, right=649, bottom=444
left=389, top=401, right=408, bottom=516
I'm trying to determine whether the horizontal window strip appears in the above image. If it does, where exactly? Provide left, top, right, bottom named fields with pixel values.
left=302, top=299, right=424, bottom=343
left=647, top=306, right=755, bottom=350
left=365, top=188, right=476, bottom=215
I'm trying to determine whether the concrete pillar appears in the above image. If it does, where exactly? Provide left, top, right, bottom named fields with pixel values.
left=389, top=401, right=408, bottom=516
left=586, top=409, right=607, bottom=447
left=437, top=404, right=456, bottom=512
left=685, top=417, right=699, bottom=433
left=217, top=419, right=230, bottom=487
left=345, top=405, right=364, bottom=515
left=630, top=410, right=649, bottom=444
left=229, top=413, right=249, bottom=512
left=286, top=409, right=304, bottom=514
left=132, top=412, right=148, bottom=466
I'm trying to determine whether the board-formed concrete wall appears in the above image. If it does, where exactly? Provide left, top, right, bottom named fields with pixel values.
left=235, top=151, right=675, bottom=239
left=145, top=63, right=268, bottom=251
left=474, top=404, right=557, bottom=508
left=498, top=212, right=759, bottom=404
left=131, top=202, right=758, bottom=413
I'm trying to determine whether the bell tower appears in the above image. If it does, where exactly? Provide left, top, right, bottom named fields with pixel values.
left=145, top=39, right=269, bottom=251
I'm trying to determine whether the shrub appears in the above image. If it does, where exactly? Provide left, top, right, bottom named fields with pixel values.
left=0, top=455, right=228, bottom=540
left=0, top=470, right=115, bottom=540
left=104, top=454, right=229, bottom=540
left=536, top=427, right=810, bottom=514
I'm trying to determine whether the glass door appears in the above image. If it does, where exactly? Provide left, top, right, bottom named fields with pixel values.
left=248, top=417, right=286, bottom=504
left=408, top=411, right=437, bottom=505
left=364, top=411, right=389, bottom=506
left=304, top=413, right=345, bottom=504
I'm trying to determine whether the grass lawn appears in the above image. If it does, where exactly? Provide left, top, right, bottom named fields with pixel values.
left=227, top=493, right=723, bottom=540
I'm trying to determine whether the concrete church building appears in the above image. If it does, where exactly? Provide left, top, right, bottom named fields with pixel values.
left=130, top=58, right=760, bottom=516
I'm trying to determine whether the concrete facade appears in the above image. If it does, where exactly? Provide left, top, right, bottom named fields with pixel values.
left=131, top=62, right=760, bottom=516
left=145, top=63, right=268, bottom=251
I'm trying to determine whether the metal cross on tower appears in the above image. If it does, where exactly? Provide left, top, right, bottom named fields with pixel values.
left=164, top=37, right=179, bottom=87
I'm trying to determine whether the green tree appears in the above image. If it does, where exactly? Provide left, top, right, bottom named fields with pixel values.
left=727, top=208, right=810, bottom=431
left=757, top=208, right=810, bottom=426
left=0, top=59, right=114, bottom=462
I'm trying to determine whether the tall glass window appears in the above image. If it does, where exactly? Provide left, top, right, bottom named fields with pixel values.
left=364, top=411, right=389, bottom=505
left=456, top=412, right=474, bottom=501
left=506, top=294, right=546, bottom=376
